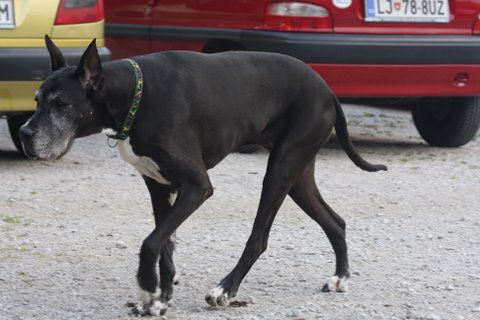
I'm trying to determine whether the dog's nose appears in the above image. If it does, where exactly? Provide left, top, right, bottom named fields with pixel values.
left=19, top=126, right=35, bottom=140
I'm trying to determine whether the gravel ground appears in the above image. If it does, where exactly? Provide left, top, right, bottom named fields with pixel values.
left=0, top=105, right=479, bottom=320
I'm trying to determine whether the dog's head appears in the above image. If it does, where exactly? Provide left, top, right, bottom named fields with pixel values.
left=20, top=35, right=104, bottom=160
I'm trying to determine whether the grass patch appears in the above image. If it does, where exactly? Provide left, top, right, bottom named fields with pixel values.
left=385, top=121, right=398, bottom=129
left=2, top=216, right=21, bottom=224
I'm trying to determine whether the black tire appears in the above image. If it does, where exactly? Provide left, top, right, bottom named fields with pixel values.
left=412, top=97, right=480, bottom=147
left=7, top=112, right=34, bottom=156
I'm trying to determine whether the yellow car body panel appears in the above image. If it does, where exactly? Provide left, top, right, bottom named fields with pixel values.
left=0, top=37, right=105, bottom=48
left=0, top=81, right=41, bottom=112
left=52, top=21, right=105, bottom=40
left=0, top=0, right=107, bottom=113
left=1, top=21, right=105, bottom=48
left=0, top=0, right=60, bottom=39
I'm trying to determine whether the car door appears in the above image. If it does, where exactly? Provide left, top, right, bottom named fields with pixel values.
left=150, top=0, right=264, bottom=52
left=104, top=0, right=153, bottom=59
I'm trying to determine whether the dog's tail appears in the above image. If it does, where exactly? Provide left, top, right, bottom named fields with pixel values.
left=333, top=95, right=388, bottom=172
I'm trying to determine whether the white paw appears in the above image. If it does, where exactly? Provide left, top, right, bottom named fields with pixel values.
left=148, top=300, right=169, bottom=316
left=130, top=288, right=168, bottom=316
left=139, top=288, right=161, bottom=304
left=205, top=286, right=229, bottom=306
left=322, top=275, right=349, bottom=293
left=173, top=274, right=180, bottom=285
left=130, top=300, right=169, bottom=317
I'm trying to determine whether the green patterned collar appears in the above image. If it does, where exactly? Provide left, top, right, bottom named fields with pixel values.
left=109, top=58, right=143, bottom=140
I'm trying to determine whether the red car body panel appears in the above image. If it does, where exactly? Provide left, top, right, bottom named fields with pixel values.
left=152, top=0, right=265, bottom=29
left=105, top=0, right=480, bottom=98
left=313, top=64, right=480, bottom=97
left=105, top=0, right=151, bottom=57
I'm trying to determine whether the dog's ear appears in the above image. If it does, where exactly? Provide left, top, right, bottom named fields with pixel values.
left=76, top=38, right=103, bottom=92
left=45, top=34, right=67, bottom=71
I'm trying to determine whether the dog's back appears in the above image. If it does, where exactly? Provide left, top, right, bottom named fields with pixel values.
left=129, top=50, right=333, bottom=167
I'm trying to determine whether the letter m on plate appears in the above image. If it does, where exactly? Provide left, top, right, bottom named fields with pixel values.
left=0, top=0, right=14, bottom=28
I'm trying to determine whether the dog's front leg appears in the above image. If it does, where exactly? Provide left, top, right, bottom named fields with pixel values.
left=131, top=170, right=213, bottom=317
left=131, top=177, right=177, bottom=316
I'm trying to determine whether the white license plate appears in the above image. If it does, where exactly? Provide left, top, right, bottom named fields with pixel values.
left=0, top=0, right=15, bottom=29
left=365, top=0, right=450, bottom=23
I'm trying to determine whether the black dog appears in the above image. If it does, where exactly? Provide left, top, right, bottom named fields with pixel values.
left=20, top=36, right=386, bottom=316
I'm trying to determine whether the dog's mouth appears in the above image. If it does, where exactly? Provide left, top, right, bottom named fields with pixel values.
left=21, top=143, right=39, bottom=160
left=21, top=136, right=74, bottom=161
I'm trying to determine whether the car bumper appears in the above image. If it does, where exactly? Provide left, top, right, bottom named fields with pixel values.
left=0, top=46, right=111, bottom=112
left=0, top=46, right=111, bottom=82
left=239, top=32, right=480, bottom=97
left=238, top=32, right=480, bottom=65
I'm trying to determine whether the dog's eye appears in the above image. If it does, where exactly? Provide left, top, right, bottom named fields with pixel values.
left=53, top=97, right=68, bottom=107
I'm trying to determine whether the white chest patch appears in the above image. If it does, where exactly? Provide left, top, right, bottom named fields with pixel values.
left=118, top=138, right=171, bottom=185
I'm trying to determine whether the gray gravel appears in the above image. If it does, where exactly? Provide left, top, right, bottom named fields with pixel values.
left=1, top=105, right=479, bottom=320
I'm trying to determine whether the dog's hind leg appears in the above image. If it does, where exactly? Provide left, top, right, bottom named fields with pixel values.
left=205, top=138, right=321, bottom=306
left=205, top=95, right=336, bottom=306
left=288, top=160, right=350, bottom=292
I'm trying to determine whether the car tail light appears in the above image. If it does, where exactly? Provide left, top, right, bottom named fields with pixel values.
left=263, top=2, right=332, bottom=32
left=55, top=0, right=104, bottom=25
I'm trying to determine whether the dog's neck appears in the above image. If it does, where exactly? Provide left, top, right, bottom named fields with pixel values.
left=99, top=60, right=138, bottom=135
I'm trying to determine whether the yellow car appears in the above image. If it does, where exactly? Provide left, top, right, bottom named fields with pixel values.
left=0, top=0, right=110, bottom=155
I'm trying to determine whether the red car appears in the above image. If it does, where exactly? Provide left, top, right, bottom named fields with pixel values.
left=104, top=0, right=480, bottom=147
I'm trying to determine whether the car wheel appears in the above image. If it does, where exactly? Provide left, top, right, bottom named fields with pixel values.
left=7, top=112, right=34, bottom=156
left=412, top=97, right=480, bottom=147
